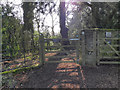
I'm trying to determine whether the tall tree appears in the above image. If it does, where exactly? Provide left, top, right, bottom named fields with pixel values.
left=22, top=2, right=35, bottom=52
left=60, top=2, right=69, bottom=39
left=60, top=2, right=70, bottom=49
left=68, top=2, right=120, bottom=37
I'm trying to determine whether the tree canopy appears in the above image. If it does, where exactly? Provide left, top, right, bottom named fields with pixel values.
left=1, top=1, right=120, bottom=57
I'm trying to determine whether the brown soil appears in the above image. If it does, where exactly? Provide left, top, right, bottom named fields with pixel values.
left=14, top=54, right=119, bottom=88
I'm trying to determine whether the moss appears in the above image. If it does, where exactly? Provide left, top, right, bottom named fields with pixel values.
left=0, top=64, right=40, bottom=75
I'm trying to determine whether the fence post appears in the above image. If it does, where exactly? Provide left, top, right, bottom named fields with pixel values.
left=78, top=33, right=82, bottom=65
left=93, top=30, right=97, bottom=66
left=96, top=30, right=100, bottom=65
left=76, top=39, right=80, bottom=64
left=39, top=34, right=45, bottom=65
left=81, top=30, right=86, bottom=65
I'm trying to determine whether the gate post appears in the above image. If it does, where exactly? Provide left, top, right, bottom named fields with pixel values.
left=76, top=39, right=80, bottom=64
left=81, top=30, right=97, bottom=66
left=39, top=33, right=45, bottom=65
left=81, top=30, right=86, bottom=65
left=96, top=30, right=100, bottom=65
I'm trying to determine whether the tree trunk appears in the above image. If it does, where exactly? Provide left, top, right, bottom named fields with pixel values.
left=60, top=2, right=70, bottom=50
left=22, top=2, right=35, bottom=52
left=60, top=2, right=68, bottom=38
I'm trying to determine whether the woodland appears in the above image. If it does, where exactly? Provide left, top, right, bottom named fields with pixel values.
left=0, top=0, right=120, bottom=88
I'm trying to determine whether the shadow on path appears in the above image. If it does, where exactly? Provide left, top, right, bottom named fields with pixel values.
left=21, top=53, right=119, bottom=88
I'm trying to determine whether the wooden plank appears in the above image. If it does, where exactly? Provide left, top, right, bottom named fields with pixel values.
left=44, top=38, right=70, bottom=41
left=45, top=50, right=76, bottom=53
left=78, top=32, right=82, bottom=64
left=103, top=38, right=120, bottom=40
left=76, top=39, right=79, bottom=64
left=104, top=39, right=120, bottom=56
left=100, top=51, right=120, bottom=53
left=98, top=29, right=120, bottom=31
left=60, top=45, right=77, bottom=47
left=100, top=45, right=120, bottom=47
left=99, top=61, right=120, bottom=64
left=45, top=61, right=76, bottom=63
left=45, top=45, right=76, bottom=48
left=81, top=30, right=86, bottom=65
left=45, top=38, right=80, bottom=41
left=93, top=30, right=97, bottom=66
left=97, top=30, right=100, bottom=65
left=100, top=56, right=120, bottom=59
left=45, top=55, right=76, bottom=58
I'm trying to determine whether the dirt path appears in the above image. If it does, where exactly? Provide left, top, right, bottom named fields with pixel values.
left=13, top=53, right=119, bottom=88
left=15, top=58, right=119, bottom=88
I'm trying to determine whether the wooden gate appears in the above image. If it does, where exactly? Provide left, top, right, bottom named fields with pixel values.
left=80, top=29, right=120, bottom=66
left=40, top=29, right=120, bottom=66
left=40, top=36, right=81, bottom=64
left=96, top=29, right=120, bottom=65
